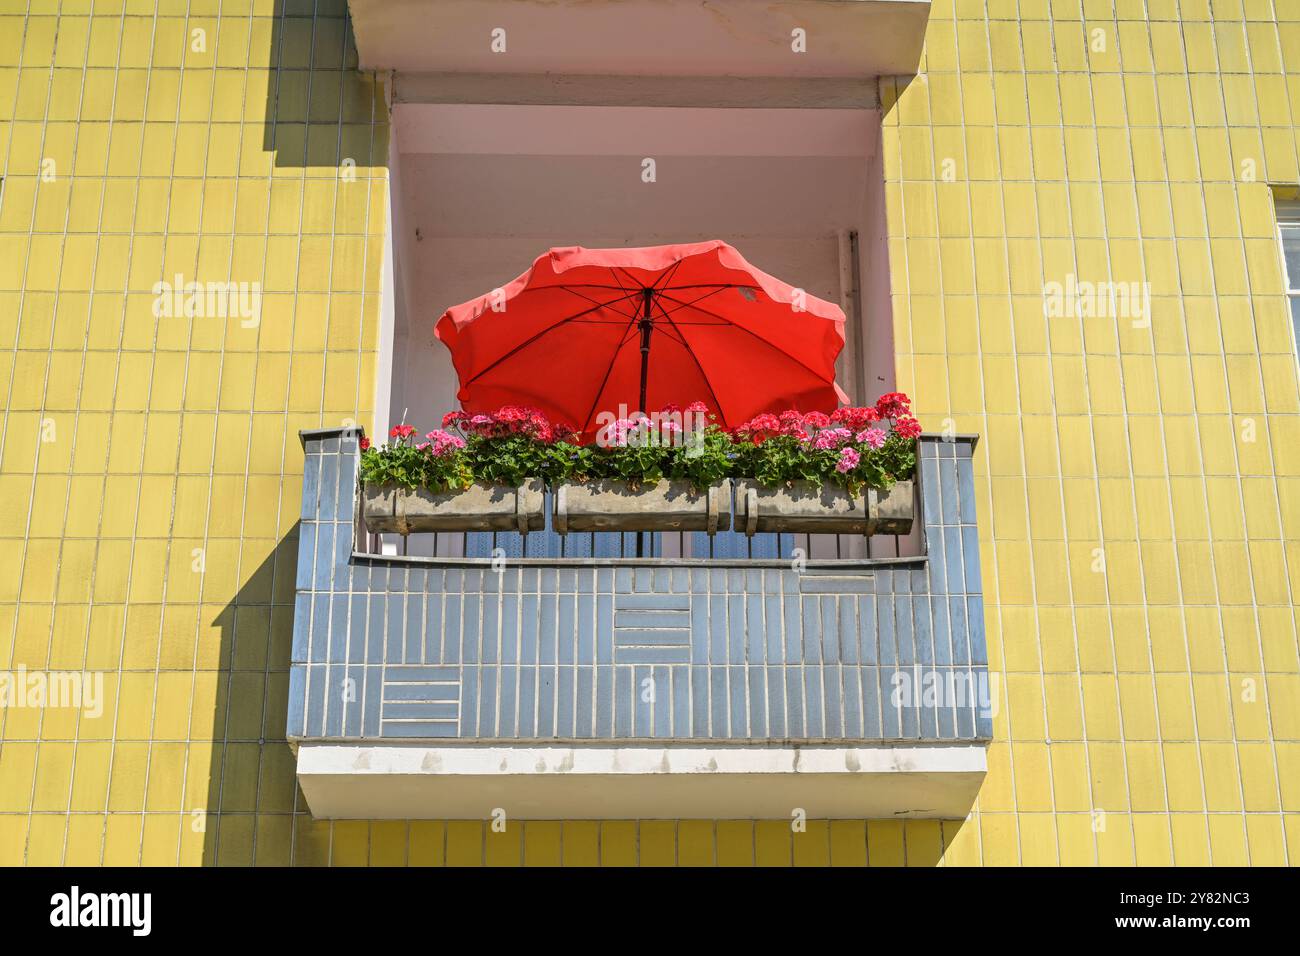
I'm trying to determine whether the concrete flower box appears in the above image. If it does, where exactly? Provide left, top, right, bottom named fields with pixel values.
left=553, top=479, right=732, bottom=534
left=734, top=479, right=914, bottom=536
left=362, top=479, right=546, bottom=534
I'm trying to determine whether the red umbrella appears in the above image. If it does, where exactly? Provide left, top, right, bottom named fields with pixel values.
left=434, top=240, right=849, bottom=440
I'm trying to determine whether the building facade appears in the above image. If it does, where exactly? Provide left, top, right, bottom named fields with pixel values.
left=0, top=0, right=1297, bottom=865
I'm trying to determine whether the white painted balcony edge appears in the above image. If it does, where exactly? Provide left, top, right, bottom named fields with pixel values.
left=297, top=741, right=987, bottom=820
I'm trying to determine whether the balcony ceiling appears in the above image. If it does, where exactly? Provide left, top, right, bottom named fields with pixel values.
left=347, top=0, right=932, bottom=78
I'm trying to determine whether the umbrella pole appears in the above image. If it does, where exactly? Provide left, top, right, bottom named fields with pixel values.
left=636, top=287, right=654, bottom=558
left=637, top=287, right=654, bottom=414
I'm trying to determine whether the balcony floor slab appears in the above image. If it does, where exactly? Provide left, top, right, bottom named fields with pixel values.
left=296, top=742, right=986, bottom=820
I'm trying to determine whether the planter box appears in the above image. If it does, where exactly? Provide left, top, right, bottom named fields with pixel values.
left=362, top=479, right=545, bottom=534
left=553, top=479, right=731, bottom=534
left=734, top=479, right=914, bottom=536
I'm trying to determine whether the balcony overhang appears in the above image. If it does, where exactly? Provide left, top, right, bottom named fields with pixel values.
left=347, top=0, right=932, bottom=79
left=296, top=743, right=987, bottom=820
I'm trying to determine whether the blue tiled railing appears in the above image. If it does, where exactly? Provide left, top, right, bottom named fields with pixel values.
left=288, top=431, right=991, bottom=744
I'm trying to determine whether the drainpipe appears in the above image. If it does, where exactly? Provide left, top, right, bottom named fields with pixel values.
left=837, top=228, right=862, bottom=403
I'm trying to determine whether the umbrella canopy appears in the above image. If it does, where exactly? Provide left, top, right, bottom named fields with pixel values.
left=434, top=240, right=849, bottom=440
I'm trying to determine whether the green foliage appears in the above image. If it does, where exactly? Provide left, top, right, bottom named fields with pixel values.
left=358, top=440, right=472, bottom=492
left=877, top=433, right=918, bottom=488
left=729, top=433, right=916, bottom=496
left=462, top=434, right=559, bottom=488
left=358, top=415, right=917, bottom=495
left=563, top=435, right=669, bottom=487
left=666, top=424, right=734, bottom=489
left=731, top=434, right=830, bottom=488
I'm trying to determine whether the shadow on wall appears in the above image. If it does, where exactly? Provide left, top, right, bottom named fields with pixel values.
left=204, top=532, right=302, bottom=866
left=192, top=1, right=380, bottom=865
left=879, top=73, right=920, bottom=124
left=262, top=0, right=386, bottom=169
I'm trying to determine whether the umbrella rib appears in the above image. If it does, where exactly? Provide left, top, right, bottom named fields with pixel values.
left=612, top=265, right=654, bottom=294
left=651, top=301, right=728, bottom=424
left=655, top=290, right=840, bottom=387
left=648, top=258, right=684, bottom=294
left=579, top=318, right=642, bottom=435
left=659, top=283, right=752, bottom=291
left=461, top=288, right=644, bottom=387
left=608, top=265, right=635, bottom=297
left=655, top=284, right=731, bottom=319
left=560, top=283, right=639, bottom=320
left=579, top=262, right=682, bottom=429
left=510, top=282, right=652, bottom=293
left=508, top=281, right=751, bottom=295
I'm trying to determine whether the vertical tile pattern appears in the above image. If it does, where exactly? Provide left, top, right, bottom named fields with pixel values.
left=883, top=0, right=1300, bottom=866
left=291, top=432, right=989, bottom=744
left=2, top=1, right=1297, bottom=867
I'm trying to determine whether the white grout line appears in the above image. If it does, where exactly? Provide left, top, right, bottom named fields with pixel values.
left=14, top=0, right=84, bottom=866
left=1093, top=0, right=1173, bottom=866
left=1205, top=0, right=1294, bottom=865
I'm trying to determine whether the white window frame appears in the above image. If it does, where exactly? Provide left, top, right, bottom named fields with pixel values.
left=1275, top=200, right=1300, bottom=364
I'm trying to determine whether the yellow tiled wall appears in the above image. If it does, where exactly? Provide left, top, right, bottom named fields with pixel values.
left=886, top=0, right=1300, bottom=865
left=0, top=0, right=1297, bottom=865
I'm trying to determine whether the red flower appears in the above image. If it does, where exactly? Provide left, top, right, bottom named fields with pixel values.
left=358, top=435, right=371, bottom=451
left=684, top=400, right=709, bottom=413
left=734, top=413, right=781, bottom=444
left=893, top=415, right=922, bottom=439
left=774, top=410, right=806, bottom=438
left=389, top=424, right=416, bottom=441
left=875, top=392, right=912, bottom=420
left=802, top=411, right=832, bottom=430
left=831, top=406, right=880, bottom=430
left=551, top=421, right=579, bottom=443
left=453, top=405, right=564, bottom=443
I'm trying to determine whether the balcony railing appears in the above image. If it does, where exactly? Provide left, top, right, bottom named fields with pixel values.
left=289, top=428, right=989, bottom=820
left=359, top=497, right=921, bottom=563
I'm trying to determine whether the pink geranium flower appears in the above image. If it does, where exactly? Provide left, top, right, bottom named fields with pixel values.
left=424, top=429, right=466, bottom=456
left=857, top=427, right=886, bottom=449
left=811, top=427, right=852, bottom=450
left=606, top=418, right=646, bottom=447
left=836, top=447, right=860, bottom=473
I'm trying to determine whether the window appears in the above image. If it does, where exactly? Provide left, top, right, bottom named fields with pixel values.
left=1277, top=203, right=1300, bottom=361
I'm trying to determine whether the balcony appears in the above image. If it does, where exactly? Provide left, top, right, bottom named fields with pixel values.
left=288, top=431, right=990, bottom=820
left=347, top=0, right=933, bottom=82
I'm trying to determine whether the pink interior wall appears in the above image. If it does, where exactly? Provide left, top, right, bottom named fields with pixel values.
left=385, top=104, right=892, bottom=429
